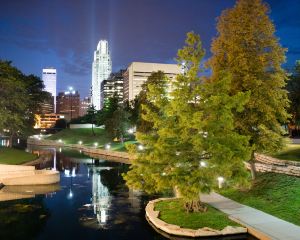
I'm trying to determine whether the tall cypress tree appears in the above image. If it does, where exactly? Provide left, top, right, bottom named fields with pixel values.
left=124, top=32, right=251, bottom=212
left=208, top=0, right=289, bottom=178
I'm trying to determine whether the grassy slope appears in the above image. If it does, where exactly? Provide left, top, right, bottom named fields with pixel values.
left=221, top=173, right=300, bottom=226
left=46, top=128, right=136, bottom=152
left=272, top=144, right=300, bottom=161
left=0, top=147, right=38, bottom=165
left=155, top=199, right=239, bottom=230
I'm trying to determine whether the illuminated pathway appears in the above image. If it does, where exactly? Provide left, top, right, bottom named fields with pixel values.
left=201, top=192, right=300, bottom=240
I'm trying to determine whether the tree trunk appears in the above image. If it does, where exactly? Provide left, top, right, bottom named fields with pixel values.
left=9, top=134, right=13, bottom=148
left=249, top=151, right=256, bottom=180
left=91, top=122, right=95, bottom=136
left=184, top=199, right=207, bottom=213
left=173, top=187, right=207, bottom=213
left=173, top=186, right=181, bottom=198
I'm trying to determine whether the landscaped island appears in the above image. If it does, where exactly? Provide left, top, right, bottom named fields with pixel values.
left=155, top=198, right=239, bottom=230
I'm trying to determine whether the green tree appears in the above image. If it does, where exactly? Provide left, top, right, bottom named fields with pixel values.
left=0, top=61, right=29, bottom=147
left=208, top=0, right=289, bottom=179
left=107, top=106, right=131, bottom=143
left=0, top=61, right=47, bottom=146
left=54, top=118, right=67, bottom=129
left=124, top=32, right=251, bottom=212
left=85, top=105, right=97, bottom=136
left=287, top=61, right=300, bottom=136
left=123, top=72, right=164, bottom=134
left=95, top=94, right=119, bottom=126
left=23, top=74, right=50, bottom=134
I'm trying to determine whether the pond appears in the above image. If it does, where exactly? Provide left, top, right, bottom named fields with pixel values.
left=0, top=146, right=257, bottom=240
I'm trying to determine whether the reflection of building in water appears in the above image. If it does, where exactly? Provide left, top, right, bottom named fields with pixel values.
left=128, top=189, right=142, bottom=212
left=91, top=168, right=111, bottom=225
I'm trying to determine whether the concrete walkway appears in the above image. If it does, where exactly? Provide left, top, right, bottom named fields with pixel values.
left=201, top=192, right=300, bottom=240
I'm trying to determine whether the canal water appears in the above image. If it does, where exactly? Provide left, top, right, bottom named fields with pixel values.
left=0, top=146, right=256, bottom=240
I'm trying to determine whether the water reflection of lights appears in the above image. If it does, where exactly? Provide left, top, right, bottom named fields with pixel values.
left=64, top=169, right=70, bottom=177
left=72, top=168, right=76, bottom=177
left=64, top=168, right=76, bottom=178
left=68, top=189, right=73, bottom=199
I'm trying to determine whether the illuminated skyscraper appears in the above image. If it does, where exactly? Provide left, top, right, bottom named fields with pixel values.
left=42, top=68, right=57, bottom=112
left=91, top=40, right=112, bottom=110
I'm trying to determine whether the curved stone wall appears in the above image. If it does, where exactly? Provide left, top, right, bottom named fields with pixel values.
left=245, top=153, right=300, bottom=176
left=27, top=138, right=130, bottom=161
left=146, top=198, right=247, bottom=238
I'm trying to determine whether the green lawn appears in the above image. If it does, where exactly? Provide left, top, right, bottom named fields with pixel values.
left=0, top=147, right=38, bottom=165
left=45, top=128, right=136, bottom=152
left=154, top=199, right=240, bottom=230
left=272, top=144, right=300, bottom=161
left=221, top=173, right=300, bottom=226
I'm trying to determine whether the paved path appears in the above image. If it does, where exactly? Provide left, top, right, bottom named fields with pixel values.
left=201, top=192, right=300, bottom=240
left=291, top=138, right=300, bottom=144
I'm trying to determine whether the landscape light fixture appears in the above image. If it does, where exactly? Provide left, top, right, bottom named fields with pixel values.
left=127, top=128, right=134, bottom=134
left=138, top=145, right=144, bottom=150
left=217, top=176, right=225, bottom=189
left=200, top=161, right=206, bottom=167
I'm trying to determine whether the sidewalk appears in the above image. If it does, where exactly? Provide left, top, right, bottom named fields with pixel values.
left=201, top=192, right=300, bottom=240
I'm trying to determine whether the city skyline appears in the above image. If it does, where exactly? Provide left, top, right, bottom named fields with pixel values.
left=1, top=0, right=299, bottom=97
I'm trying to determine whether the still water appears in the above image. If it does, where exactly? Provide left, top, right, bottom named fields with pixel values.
left=0, top=146, right=256, bottom=240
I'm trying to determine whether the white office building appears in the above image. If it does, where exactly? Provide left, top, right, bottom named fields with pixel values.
left=42, top=68, right=57, bottom=113
left=91, top=40, right=112, bottom=110
left=123, top=62, right=181, bottom=101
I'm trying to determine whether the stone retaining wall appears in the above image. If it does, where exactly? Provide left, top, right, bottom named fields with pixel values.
left=27, top=138, right=130, bottom=161
left=146, top=198, right=247, bottom=238
left=255, top=153, right=300, bottom=167
left=247, top=153, right=300, bottom=177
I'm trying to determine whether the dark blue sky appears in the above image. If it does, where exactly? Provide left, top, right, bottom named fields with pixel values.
left=1, top=0, right=299, bottom=97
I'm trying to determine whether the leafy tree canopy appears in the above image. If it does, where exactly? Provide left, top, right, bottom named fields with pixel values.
left=124, top=32, right=252, bottom=212
left=208, top=0, right=289, bottom=157
left=0, top=61, right=47, bottom=146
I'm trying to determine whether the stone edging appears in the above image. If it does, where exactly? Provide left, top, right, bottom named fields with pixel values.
left=246, top=153, right=300, bottom=177
left=145, top=198, right=247, bottom=238
left=27, top=138, right=129, bottom=160
left=22, top=156, right=46, bottom=166
left=255, top=153, right=300, bottom=167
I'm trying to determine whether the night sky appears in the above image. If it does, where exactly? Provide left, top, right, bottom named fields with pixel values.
left=1, top=0, right=299, bottom=97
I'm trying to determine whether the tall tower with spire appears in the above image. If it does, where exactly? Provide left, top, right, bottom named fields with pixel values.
left=91, top=40, right=112, bottom=110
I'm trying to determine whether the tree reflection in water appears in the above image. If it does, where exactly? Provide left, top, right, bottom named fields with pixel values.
left=0, top=196, right=49, bottom=239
